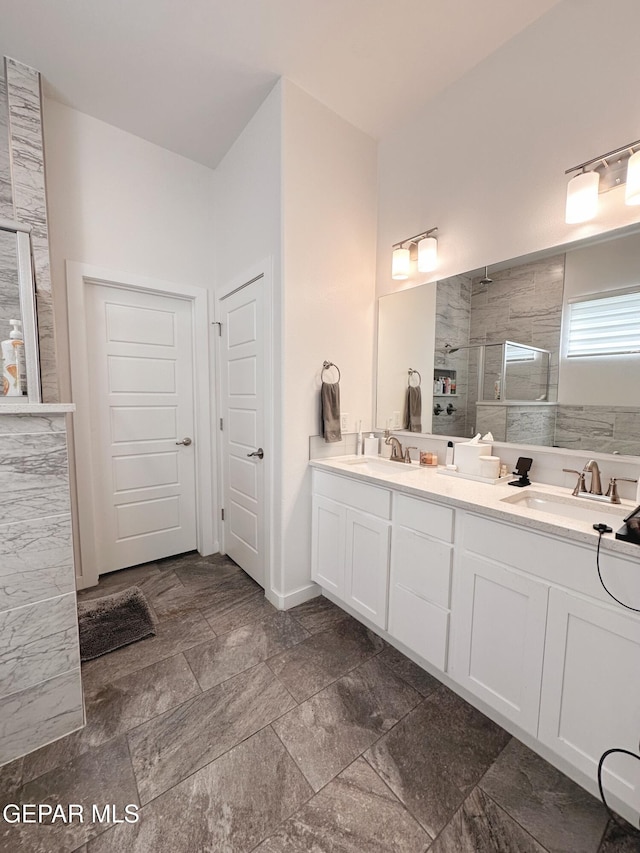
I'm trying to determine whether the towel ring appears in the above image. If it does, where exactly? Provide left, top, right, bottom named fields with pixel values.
left=408, top=368, right=422, bottom=387
left=322, top=360, right=341, bottom=382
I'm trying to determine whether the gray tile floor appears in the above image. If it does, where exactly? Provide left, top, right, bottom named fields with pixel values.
left=1, top=552, right=639, bottom=852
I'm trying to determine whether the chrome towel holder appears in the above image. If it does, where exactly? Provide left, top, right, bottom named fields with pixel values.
left=408, top=368, right=422, bottom=387
left=321, top=360, right=341, bottom=382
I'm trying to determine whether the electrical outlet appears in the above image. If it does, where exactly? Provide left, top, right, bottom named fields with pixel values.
left=341, top=413, right=349, bottom=432
left=392, top=411, right=402, bottom=428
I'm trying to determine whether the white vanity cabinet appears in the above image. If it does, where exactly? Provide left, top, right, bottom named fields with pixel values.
left=309, top=461, right=640, bottom=825
left=311, top=470, right=391, bottom=628
left=451, top=551, right=549, bottom=734
left=388, top=494, right=454, bottom=671
left=538, top=588, right=640, bottom=814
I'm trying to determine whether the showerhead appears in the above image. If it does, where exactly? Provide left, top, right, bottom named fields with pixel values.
left=479, top=265, right=493, bottom=285
left=443, top=344, right=460, bottom=355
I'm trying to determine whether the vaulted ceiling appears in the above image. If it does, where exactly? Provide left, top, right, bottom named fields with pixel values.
left=0, top=0, right=561, bottom=167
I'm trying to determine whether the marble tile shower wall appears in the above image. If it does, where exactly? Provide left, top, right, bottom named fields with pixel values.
left=0, top=74, right=12, bottom=219
left=554, top=405, right=640, bottom=455
left=1, top=57, right=58, bottom=403
left=469, top=254, right=564, bottom=405
left=433, top=275, right=472, bottom=438
left=475, top=403, right=557, bottom=446
left=0, top=414, right=83, bottom=765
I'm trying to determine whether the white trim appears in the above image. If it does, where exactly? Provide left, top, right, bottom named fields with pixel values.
left=216, top=257, right=274, bottom=598
left=266, top=582, right=320, bottom=611
left=66, top=262, right=215, bottom=589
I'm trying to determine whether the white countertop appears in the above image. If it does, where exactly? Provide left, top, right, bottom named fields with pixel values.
left=310, top=455, right=640, bottom=561
left=0, top=403, right=75, bottom=414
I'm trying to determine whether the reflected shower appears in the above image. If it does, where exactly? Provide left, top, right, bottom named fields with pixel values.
left=479, top=266, right=493, bottom=285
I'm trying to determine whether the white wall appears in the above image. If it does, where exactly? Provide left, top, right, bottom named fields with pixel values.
left=279, top=80, right=378, bottom=601
left=211, top=81, right=283, bottom=604
left=213, top=82, right=282, bottom=289
left=43, top=100, right=217, bottom=576
left=44, top=99, right=217, bottom=401
left=376, top=0, right=640, bottom=300
left=559, top=231, right=640, bottom=406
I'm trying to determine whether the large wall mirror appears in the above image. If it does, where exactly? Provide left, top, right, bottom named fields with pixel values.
left=376, top=224, right=640, bottom=456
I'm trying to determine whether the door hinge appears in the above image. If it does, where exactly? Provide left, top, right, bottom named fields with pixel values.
left=219, top=418, right=223, bottom=430
left=221, top=508, right=225, bottom=521
left=212, top=321, right=222, bottom=336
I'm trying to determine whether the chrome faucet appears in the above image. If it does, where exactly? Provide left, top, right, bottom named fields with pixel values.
left=564, top=462, right=638, bottom=503
left=583, top=460, right=603, bottom=495
left=385, top=435, right=404, bottom=461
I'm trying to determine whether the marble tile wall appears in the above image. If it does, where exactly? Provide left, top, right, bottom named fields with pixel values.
left=433, top=275, right=472, bottom=437
left=0, top=74, right=13, bottom=219
left=554, top=405, right=640, bottom=455
left=0, top=413, right=83, bottom=766
left=469, top=254, right=564, bottom=404
left=1, top=57, right=58, bottom=403
left=475, top=403, right=557, bottom=446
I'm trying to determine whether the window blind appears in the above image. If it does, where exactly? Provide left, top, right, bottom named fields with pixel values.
left=567, top=288, right=640, bottom=357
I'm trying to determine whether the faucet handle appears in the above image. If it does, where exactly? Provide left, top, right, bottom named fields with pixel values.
left=606, top=476, right=638, bottom=505
left=563, top=468, right=586, bottom=496
left=404, top=446, right=418, bottom=464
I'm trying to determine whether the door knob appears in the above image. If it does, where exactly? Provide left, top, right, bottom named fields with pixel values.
left=176, top=437, right=193, bottom=446
left=247, top=448, right=264, bottom=459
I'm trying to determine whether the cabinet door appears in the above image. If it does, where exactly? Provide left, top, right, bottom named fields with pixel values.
left=389, top=527, right=452, bottom=671
left=344, top=509, right=390, bottom=629
left=539, top=589, right=640, bottom=824
left=451, top=554, right=549, bottom=734
left=311, top=495, right=346, bottom=597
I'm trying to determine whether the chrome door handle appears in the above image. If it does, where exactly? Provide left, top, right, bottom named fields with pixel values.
left=247, top=448, right=264, bottom=459
left=176, top=437, right=193, bottom=446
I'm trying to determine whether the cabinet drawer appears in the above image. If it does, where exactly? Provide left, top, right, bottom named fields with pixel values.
left=394, top=493, right=454, bottom=542
left=391, top=527, right=452, bottom=609
left=313, top=470, right=391, bottom=519
left=389, top=584, right=449, bottom=671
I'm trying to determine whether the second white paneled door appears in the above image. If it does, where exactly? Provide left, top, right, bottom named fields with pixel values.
left=219, top=275, right=266, bottom=588
left=85, top=283, right=197, bottom=573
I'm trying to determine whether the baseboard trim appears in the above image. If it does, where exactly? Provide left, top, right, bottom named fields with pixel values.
left=266, top=582, right=320, bottom=611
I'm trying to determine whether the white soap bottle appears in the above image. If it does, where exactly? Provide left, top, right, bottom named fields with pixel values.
left=1, top=319, right=25, bottom=396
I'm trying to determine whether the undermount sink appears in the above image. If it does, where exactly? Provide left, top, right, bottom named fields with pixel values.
left=337, top=457, right=423, bottom=476
left=500, top=490, right=628, bottom=525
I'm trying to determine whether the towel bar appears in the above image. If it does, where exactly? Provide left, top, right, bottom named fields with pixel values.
left=408, top=368, right=422, bottom=387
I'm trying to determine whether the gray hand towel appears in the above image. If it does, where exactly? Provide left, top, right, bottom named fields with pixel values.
left=322, top=381, right=342, bottom=442
left=403, top=385, right=422, bottom=432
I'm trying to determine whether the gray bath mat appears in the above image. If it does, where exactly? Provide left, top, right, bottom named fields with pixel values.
left=78, top=586, right=156, bottom=661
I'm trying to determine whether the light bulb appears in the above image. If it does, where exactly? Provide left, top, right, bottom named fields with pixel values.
left=565, top=170, right=599, bottom=224
left=391, top=246, right=410, bottom=280
left=417, top=235, right=438, bottom=272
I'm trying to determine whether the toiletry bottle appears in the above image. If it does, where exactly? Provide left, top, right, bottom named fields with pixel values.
left=445, top=441, right=455, bottom=466
left=1, top=319, right=25, bottom=396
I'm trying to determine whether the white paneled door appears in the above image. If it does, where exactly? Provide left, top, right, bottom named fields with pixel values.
left=219, top=276, right=266, bottom=587
left=85, top=284, right=197, bottom=574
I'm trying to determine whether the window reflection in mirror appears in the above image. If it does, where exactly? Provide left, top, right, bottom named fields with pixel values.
left=376, top=226, right=640, bottom=456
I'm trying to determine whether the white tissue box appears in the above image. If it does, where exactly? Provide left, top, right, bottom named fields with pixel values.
left=454, top=442, right=492, bottom=476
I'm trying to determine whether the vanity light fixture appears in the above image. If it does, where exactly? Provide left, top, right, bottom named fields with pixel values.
left=391, top=227, right=438, bottom=279
left=565, top=138, right=640, bottom=223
